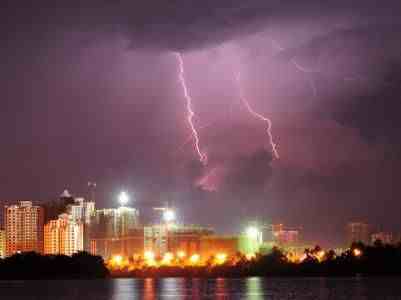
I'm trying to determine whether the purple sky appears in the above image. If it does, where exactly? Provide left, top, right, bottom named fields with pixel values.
left=1, top=0, right=401, bottom=246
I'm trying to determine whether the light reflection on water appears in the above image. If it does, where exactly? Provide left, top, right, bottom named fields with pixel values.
left=0, top=277, right=401, bottom=299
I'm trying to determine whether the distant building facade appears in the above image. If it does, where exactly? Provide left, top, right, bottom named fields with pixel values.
left=0, top=230, right=5, bottom=258
left=66, top=197, right=95, bottom=224
left=144, top=225, right=168, bottom=257
left=167, top=226, right=214, bottom=256
left=200, top=235, right=239, bottom=259
left=371, top=232, right=393, bottom=244
left=4, top=201, right=44, bottom=256
left=44, top=213, right=84, bottom=256
left=263, top=224, right=301, bottom=247
left=143, top=224, right=214, bottom=257
left=89, top=207, right=141, bottom=258
left=346, top=222, right=370, bottom=245
left=66, top=197, right=95, bottom=252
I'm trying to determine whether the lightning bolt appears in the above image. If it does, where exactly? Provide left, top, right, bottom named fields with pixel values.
left=271, top=39, right=318, bottom=98
left=175, top=120, right=217, bottom=155
left=235, top=71, right=280, bottom=159
left=174, top=52, right=208, bottom=164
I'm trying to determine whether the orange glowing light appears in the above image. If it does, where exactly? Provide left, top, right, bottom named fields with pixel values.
left=161, top=252, right=174, bottom=265
left=144, top=251, right=155, bottom=260
left=316, top=250, right=325, bottom=261
left=246, top=253, right=256, bottom=260
left=189, top=254, right=200, bottom=264
left=144, top=251, right=156, bottom=266
left=215, top=253, right=227, bottom=265
left=177, top=250, right=186, bottom=259
left=353, top=248, right=362, bottom=257
left=112, top=255, right=123, bottom=266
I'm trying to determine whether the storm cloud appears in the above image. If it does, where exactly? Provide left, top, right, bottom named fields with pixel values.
left=1, top=0, right=401, bottom=245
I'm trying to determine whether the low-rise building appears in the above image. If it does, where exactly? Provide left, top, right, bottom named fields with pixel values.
left=199, top=235, right=239, bottom=259
left=346, top=222, right=370, bottom=245
left=371, top=232, right=393, bottom=244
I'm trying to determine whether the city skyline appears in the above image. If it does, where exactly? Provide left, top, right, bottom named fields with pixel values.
left=0, top=192, right=398, bottom=260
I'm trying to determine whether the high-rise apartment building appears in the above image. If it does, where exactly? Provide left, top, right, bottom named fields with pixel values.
left=89, top=207, right=140, bottom=258
left=66, top=198, right=95, bottom=224
left=0, top=230, right=5, bottom=258
left=4, top=201, right=44, bottom=256
left=90, top=207, right=139, bottom=239
left=44, top=213, right=83, bottom=256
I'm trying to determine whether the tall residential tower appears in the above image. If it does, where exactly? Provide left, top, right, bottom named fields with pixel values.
left=4, top=201, right=44, bottom=256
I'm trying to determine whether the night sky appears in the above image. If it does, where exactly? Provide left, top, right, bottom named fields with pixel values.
left=2, top=1, right=401, bottom=246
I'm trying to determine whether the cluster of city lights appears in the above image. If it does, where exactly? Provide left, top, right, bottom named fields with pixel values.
left=107, top=250, right=235, bottom=270
left=286, top=247, right=363, bottom=263
left=108, top=248, right=364, bottom=271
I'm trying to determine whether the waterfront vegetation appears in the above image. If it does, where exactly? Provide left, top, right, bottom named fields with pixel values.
left=110, top=242, right=401, bottom=278
left=0, top=251, right=109, bottom=279
left=1, top=242, right=401, bottom=279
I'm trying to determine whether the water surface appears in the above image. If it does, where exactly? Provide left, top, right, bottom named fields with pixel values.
left=1, top=277, right=401, bottom=299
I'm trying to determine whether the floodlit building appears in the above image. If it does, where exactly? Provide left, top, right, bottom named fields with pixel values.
left=89, top=207, right=141, bottom=258
left=90, top=228, right=144, bottom=259
left=66, top=197, right=95, bottom=224
left=143, top=224, right=214, bottom=257
left=4, top=201, right=44, bottom=256
left=66, top=197, right=95, bottom=252
left=90, top=207, right=139, bottom=238
left=144, top=225, right=168, bottom=257
left=167, top=226, right=214, bottom=256
left=0, top=230, right=5, bottom=258
left=200, top=235, right=239, bottom=259
left=263, top=224, right=301, bottom=247
left=346, top=222, right=370, bottom=245
left=275, top=229, right=300, bottom=245
left=44, top=213, right=84, bottom=256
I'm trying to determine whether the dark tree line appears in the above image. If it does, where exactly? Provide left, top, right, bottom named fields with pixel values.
left=113, top=242, right=401, bottom=278
left=0, top=252, right=109, bottom=279
left=2, top=242, right=401, bottom=279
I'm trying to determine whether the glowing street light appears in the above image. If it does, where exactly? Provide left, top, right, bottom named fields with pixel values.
left=189, top=254, right=200, bottom=265
left=245, top=253, right=256, bottom=260
left=163, top=209, right=176, bottom=223
left=161, top=252, right=174, bottom=265
left=316, top=250, right=326, bottom=262
left=118, top=191, right=129, bottom=206
left=246, top=226, right=260, bottom=240
left=144, top=250, right=156, bottom=266
left=353, top=248, right=362, bottom=257
left=215, top=253, right=227, bottom=265
left=177, top=250, right=186, bottom=259
left=113, top=255, right=123, bottom=264
left=144, top=250, right=155, bottom=261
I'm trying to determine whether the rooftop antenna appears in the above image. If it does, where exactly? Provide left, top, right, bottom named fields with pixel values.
left=88, top=182, right=96, bottom=203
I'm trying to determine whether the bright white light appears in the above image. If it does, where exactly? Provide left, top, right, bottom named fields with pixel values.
left=246, top=226, right=260, bottom=239
left=118, top=191, right=129, bottom=206
left=163, top=209, right=176, bottom=222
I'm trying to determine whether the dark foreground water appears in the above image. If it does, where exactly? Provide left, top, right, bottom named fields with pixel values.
left=0, top=277, right=401, bottom=300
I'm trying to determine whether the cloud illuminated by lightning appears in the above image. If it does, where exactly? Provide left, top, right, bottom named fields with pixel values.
left=176, top=120, right=217, bottom=155
left=174, top=52, right=208, bottom=164
left=271, top=39, right=318, bottom=98
left=235, top=71, right=280, bottom=159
